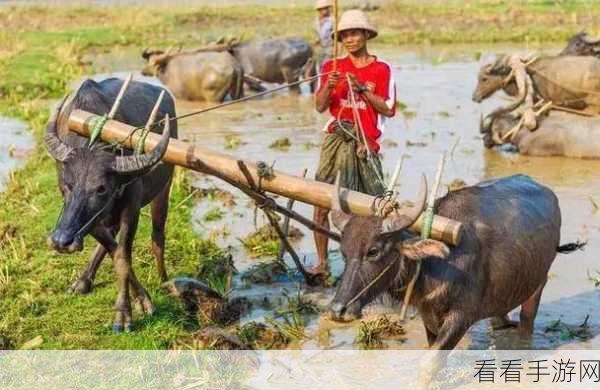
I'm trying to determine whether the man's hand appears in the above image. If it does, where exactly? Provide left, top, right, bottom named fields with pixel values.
left=327, top=71, right=340, bottom=90
left=347, top=73, right=362, bottom=93
left=347, top=73, right=374, bottom=94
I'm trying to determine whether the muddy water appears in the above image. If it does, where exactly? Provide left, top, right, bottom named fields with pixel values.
left=91, top=44, right=600, bottom=350
left=0, top=117, right=32, bottom=192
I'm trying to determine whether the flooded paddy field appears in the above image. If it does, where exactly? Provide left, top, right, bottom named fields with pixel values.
left=3, top=39, right=599, bottom=351
left=0, top=117, right=32, bottom=192
left=90, top=44, right=599, bottom=350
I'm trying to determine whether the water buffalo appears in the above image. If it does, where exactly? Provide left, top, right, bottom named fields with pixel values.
left=141, top=49, right=244, bottom=102
left=45, top=77, right=177, bottom=332
left=560, top=31, right=600, bottom=57
left=480, top=110, right=600, bottom=158
left=230, top=38, right=316, bottom=93
left=327, top=173, right=583, bottom=385
left=472, top=54, right=600, bottom=124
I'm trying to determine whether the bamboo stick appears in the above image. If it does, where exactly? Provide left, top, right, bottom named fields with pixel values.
left=333, top=0, right=339, bottom=71
left=67, top=109, right=463, bottom=246
left=278, top=169, right=308, bottom=262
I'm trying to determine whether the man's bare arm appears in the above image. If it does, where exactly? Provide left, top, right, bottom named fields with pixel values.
left=316, top=71, right=339, bottom=113
left=360, top=90, right=395, bottom=117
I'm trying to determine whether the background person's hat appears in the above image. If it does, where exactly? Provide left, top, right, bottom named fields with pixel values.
left=331, top=9, right=378, bottom=41
left=315, top=0, right=333, bottom=10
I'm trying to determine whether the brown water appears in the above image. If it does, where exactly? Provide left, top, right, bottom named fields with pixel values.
left=0, top=116, right=32, bottom=192
left=88, top=44, right=600, bottom=350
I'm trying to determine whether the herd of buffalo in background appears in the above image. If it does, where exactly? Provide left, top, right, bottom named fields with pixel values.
left=41, top=30, right=593, bottom=367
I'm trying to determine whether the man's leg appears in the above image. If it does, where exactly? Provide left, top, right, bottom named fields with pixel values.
left=311, top=206, right=330, bottom=275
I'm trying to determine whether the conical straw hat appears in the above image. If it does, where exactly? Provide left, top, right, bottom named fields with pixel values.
left=332, top=9, right=378, bottom=41
left=315, top=0, right=333, bottom=9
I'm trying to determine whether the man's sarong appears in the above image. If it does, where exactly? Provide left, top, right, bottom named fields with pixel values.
left=315, top=121, right=385, bottom=196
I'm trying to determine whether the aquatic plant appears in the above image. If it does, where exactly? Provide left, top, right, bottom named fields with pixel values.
left=544, top=315, right=592, bottom=342
left=203, top=207, right=225, bottom=223
left=355, top=315, right=406, bottom=350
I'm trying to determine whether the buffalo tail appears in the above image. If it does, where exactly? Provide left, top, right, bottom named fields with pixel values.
left=556, top=240, right=587, bottom=254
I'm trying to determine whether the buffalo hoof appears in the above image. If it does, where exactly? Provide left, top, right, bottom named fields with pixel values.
left=491, top=316, right=519, bottom=331
left=112, top=323, right=133, bottom=334
left=134, top=296, right=155, bottom=316
left=69, top=278, right=93, bottom=295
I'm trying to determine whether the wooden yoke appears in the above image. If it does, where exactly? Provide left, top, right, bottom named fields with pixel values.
left=67, top=109, right=463, bottom=246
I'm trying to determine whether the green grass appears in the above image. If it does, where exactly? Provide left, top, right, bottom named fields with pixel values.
left=1, top=0, right=599, bottom=350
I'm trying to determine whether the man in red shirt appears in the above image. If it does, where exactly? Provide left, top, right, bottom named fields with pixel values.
left=312, top=9, right=396, bottom=277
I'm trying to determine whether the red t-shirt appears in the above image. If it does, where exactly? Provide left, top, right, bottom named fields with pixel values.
left=317, top=56, right=396, bottom=152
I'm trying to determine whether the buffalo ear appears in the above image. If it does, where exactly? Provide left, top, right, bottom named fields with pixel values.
left=400, top=238, right=450, bottom=261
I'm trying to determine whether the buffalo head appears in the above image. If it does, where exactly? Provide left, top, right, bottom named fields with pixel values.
left=328, top=174, right=449, bottom=321
left=141, top=47, right=178, bottom=77
left=479, top=112, right=521, bottom=149
left=44, top=96, right=171, bottom=253
left=560, top=31, right=600, bottom=57
left=472, top=57, right=513, bottom=103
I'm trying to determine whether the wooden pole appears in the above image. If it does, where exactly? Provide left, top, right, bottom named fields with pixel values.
left=277, top=169, right=308, bottom=262
left=400, top=153, right=446, bottom=321
left=67, top=109, right=463, bottom=246
left=333, top=0, right=339, bottom=71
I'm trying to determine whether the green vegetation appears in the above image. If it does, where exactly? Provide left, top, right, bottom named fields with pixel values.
left=224, top=134, right=245, bottom=150
left=203, top=207, right=225, bottom=222
left=265, top=290, right=318, bottom=344
left=269, top=137, right=292, bottom=151
left=544, top=315, right=592, bottom=342
left=355, top=315, right=406, bottom=350
left=1, top=0, right=598, bottom=350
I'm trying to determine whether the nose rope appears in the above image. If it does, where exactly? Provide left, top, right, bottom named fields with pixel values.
left=54, top=178, right=135, bottom=244
left=343, top=255, right=400, bottom=309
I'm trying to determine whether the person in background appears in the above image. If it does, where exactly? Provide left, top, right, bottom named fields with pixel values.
left=312, top=9, right=397, bottom=278
left=314, top=0, right=334, bottom=71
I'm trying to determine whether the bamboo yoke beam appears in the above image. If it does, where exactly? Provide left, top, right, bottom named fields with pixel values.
left=67, top=109, right=463, bottom=246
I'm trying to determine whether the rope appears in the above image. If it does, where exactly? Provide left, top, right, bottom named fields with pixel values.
left=108, top=72, right=332, bottom=149
left=345, top=75, right=387, bottom=189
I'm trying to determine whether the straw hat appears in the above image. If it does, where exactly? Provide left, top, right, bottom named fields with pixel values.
left=332, top=9, right=378, bottom=41
left=315, top=0, right=333, bottom=9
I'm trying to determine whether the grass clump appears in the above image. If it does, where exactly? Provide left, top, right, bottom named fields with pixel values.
left=241, top=224, right=303, bottom=258
left=236, top=321, right=288, bottom=349
left=269, top=137, right=292, bottom=151
left=264, top=289, right=318, bottom=345
left=587, top=270, right=600, bottom=288
left=224, top=134, right=245, bottom=150
left=544, top=315, right=592, bottom=342
left=203, top=207, right=225, bottom=223
left=355, top=315, right=406, bottom=350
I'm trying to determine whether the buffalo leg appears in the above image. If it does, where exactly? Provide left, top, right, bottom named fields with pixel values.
left=112, top=205, right=149, bottom=333
left=70, top=224, right=119, bottom=294
left=419, top=314, right=470, bottom=390
left=91, top=223, right=154, bottom=321
left=519, top=278, right=547, bottom=337
left=281, top=66, right=301, bottom=93
left=151, top=182, right=170, bottom=282
left=425, top=326, right=437, bottom=348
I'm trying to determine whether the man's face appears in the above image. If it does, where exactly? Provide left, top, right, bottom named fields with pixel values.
left=318, top=6, right=331, bottom=18
left=341, top=29, right=368, bottom=54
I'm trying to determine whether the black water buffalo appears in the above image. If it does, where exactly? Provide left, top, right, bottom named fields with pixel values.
left=327, top=174, right=582, bottom=385
left=44, top=78, right=177, bottom=332
left=231, top=37, right=315, bottom=92
left=560, top=31, right=600, bottom=57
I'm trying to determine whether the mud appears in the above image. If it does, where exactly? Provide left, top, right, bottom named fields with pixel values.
left=88, top=43, right=600, bottom=350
